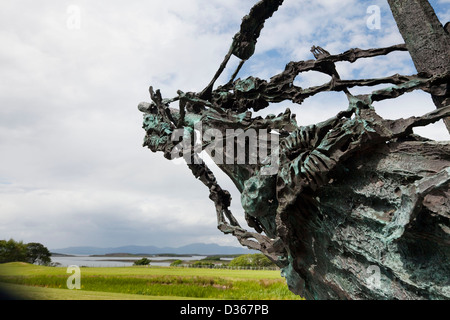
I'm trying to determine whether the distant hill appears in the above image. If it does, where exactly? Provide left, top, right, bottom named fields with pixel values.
left=50, top=243, right=257, bottom=255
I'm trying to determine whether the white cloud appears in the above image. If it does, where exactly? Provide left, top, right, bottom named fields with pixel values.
left=0, top=0, right=448, bottom=250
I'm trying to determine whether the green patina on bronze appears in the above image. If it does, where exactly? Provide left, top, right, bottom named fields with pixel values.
left=139, top=0, right=450, bottom=299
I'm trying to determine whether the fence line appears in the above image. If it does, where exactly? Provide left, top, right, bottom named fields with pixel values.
left=173, top=264, right=279, bottom=271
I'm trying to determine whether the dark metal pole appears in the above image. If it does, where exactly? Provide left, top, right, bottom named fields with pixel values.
left=388, top=0, right=450, bottom=132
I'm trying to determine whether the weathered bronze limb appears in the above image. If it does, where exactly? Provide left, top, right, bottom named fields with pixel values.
left=139, top=0, right=450, bottom=299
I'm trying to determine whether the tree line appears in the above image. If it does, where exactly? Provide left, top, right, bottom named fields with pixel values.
left=0, top=239, right=51, bottom=265
left=169, top=253, right=277, bottom=268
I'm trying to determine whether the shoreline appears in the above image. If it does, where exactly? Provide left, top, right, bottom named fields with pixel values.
left=51, top=253, right=240, bottom=258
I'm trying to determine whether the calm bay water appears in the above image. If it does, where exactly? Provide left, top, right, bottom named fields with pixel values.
left=51, top=255, right=207, bottom=267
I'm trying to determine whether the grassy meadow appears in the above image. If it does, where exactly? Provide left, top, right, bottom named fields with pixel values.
left=0, top=262, right=301, bottom=300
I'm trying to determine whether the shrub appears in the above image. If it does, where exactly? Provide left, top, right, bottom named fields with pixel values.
left=133, top=258, right=151, bottom=266
left=228, top=254, right=275, bottom=268
left=192, top=261, right=215, bottom=267
left=170, top=259, right=183, bottom=266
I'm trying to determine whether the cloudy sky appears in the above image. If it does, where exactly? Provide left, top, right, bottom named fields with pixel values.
left=1, top=0, right=449, bottom=250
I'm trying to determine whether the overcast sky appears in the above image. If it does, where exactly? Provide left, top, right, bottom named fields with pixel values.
left=1, top=0, right=449, bottom=250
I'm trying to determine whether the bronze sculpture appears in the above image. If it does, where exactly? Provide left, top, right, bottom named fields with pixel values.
left=139, top=0, right=449, bottom=299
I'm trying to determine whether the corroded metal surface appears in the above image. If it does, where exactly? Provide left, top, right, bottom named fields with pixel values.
left=139, top=0, right=450, bottom=299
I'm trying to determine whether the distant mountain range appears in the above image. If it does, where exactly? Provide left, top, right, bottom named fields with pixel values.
left=50, top=243, right=256, bottom=255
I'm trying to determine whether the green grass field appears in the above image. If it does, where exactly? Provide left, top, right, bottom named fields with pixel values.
left=0, top=262, right=301, bottom=300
